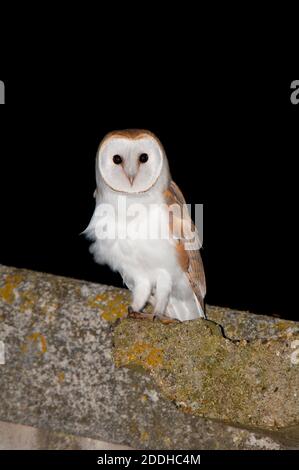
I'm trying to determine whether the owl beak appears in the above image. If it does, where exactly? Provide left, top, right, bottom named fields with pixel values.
left=128, top=176, right=135, bottom=186
left=124, top=162, right=138, bottom=186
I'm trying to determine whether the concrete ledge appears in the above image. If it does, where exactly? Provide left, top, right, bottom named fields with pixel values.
left=0, top=421, right=132, bottom=450
left=0, top=265, right=298, bottom=449
left=114, top=319, right=299, bottom=434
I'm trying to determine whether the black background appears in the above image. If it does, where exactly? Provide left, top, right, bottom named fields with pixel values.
left=0, top=73, right=298, bottom=320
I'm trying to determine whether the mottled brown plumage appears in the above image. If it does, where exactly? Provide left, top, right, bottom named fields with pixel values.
left=164, top=181, right=206, bottom=311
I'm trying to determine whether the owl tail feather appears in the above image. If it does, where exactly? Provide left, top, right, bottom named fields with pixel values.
left=167, top=295, right=206, bottom=322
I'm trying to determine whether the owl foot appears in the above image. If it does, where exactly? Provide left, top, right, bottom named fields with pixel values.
left=154, top=315, right=181, bottom=324
left=127, top=306, right=155, bottom=320
left=127, top=307, right=179, bottom=324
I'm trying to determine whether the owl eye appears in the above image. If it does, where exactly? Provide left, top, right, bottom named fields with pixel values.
left=139, top=153, right=149, bottom=163
left=113, top=154, right=123, bottom=164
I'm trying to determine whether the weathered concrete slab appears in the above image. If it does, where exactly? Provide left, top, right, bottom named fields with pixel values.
left=0, top=264, right=298, bottom=449
left=114, top=319, right=299, bottom=432
left=0, top=420, right=132, bottom=450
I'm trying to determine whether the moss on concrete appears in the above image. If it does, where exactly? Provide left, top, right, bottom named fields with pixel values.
left=114, top=318, right=299, bottom=434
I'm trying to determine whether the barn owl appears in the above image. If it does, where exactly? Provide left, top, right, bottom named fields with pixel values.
left=84, top=130, right=206, bottom=322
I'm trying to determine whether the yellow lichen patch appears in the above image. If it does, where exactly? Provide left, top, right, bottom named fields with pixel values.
left=102, top=295, right=128, bottom=322
left=88, top=291, right=130, bottom=323
left=27, top=332, right=47, bottom=354
left=0, top=274, right=23, bottom=304
left=163, top=436, right=172, bottom=446
left=57, top=371, right=65, bottom=383
left=276, top=321, right=293, bottom=332
left=19, top=290, right=39, bottom=312
left=20, top=342, right=28, bottom=354
left=118, top=342, right=163, bottom=369
left=140, top=430, right=149, bottom=442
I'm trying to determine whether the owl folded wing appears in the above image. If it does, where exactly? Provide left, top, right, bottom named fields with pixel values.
left=164, top=181, right=206, bottom=311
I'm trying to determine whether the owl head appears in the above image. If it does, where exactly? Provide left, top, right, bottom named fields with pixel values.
left=96, top=129, right=170, bottom=195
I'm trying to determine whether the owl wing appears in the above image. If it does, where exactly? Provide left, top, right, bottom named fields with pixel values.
left=164, top=181, right=206, bottom=311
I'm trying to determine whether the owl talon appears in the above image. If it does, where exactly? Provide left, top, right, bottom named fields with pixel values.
left=127, top=307, right=180, bottom=324
left=154, top=315, right=181, bottom=324
left=127, top=307, right=155, bottom=321
left=127, top=306, right=134, bottom=317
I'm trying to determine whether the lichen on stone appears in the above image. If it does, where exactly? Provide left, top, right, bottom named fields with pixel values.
left=113, top=318, right=299, bottom=436
left=0, top=274, right=23, bottom=304
left=88, top=290, right=130, bottom=323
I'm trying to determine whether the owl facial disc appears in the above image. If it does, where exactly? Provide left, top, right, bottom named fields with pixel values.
left=98, top=135, right=164, bottom=194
